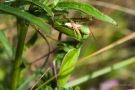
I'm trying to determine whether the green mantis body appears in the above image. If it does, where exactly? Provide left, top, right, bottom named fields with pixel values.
left=53, top=19, right=90, bottom=86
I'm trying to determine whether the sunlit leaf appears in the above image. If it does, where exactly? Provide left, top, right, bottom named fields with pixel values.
left=43, top=0, right=51, bottom=5
left=58, top=48, right=81, bottom=86
left=50, top=0, right=62, bottom=7
left=56, top=1, right=117, bottom=25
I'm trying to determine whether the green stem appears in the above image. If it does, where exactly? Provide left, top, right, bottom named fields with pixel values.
left=11, top=18, right=28, bottom=90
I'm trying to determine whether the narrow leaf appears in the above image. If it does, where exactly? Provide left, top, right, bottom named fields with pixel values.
left=53, top=25, right=75, bottom=39
left=52, top=0, right=61, bottom=6
left=38, top=13, right=53, bottom=24
left=49, top=0, right=62, bottom=7
left=0, top=31, right=13, bottom=58
left=24, top=32, right=38, bottom=52
left=23, top=0, right=54, bottom=17
left=56, top=1, right=117, bottom=25
left=43, top=0, right=51, bottom=5
left=65, top=56, right=135, bottom=88
left=0, top=4, right=51, bottom=34
left=58, top=48, right=81, bottom=86
left=11, top=0, right=54, bottom=17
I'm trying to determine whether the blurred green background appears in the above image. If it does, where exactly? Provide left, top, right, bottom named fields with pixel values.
left=0, top=0, right=135, bottom=90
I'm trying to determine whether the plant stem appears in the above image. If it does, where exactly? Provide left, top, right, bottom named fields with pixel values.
left=11, top=18, right=28, bottom=90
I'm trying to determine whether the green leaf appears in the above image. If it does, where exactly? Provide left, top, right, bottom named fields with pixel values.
left=56, top=1, right=117, bottom=25
left=38, top=13, right=53, bottom=24
left=46, top=86, right=53, bottom=90
left=10, top=0, right=54, bottom=17
left=0, top=31, right=13, bottom=58
left=49, top=0, right=62, bottom=7
left=53, top=0, right=61, bottom=6
left=75, top=86, right=80, bottom=90
left=24, top=32, right=38, bottom=52
left=53, top=0, right=61, bottom=5
left=59, top=87, right=66, bottom=90
left=43, top=0, right=51, bottom=5
left=58, top=48, right=81, bottom=86
left=0, top=4, right=51, bottom=34
left=21, top=0, right=54, bottom=17
left=26, top=32, right=38, bottom=47
left=67, top=87, right=73, bottom=90
left=53, top=25, right=75, bottom=39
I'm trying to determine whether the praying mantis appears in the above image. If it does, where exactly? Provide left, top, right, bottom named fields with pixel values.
left=53, top=18, right=91, bottom=87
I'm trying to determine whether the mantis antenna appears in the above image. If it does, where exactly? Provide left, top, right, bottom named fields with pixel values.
left=89, top=26, right=103, bottom=62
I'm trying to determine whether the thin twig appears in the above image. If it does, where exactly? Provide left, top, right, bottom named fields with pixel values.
left=28, top=48, right=58, bottom=64
left=52, top=61, right=58, bottom=87
left=34, top=27, right=51, bottom=69
left=89, top=1, right=135, bottom=15
left=30, top=67, right=50, bottom=90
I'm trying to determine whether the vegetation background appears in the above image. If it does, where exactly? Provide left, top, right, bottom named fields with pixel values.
left=0, top=0, right=135, bottom=90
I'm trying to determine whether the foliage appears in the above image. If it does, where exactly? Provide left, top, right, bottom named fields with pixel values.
left=0, top=0, right=135, bottom=90
left=44, top=86, right=80, bottom=90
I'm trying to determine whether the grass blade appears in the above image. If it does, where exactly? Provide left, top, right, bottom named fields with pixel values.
left=0, top=31, right=13, bottom=58
left=65, top=56, right=135, bottom=87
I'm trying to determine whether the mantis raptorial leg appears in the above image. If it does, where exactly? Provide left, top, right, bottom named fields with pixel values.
left=70, top=19, right=81, bottom=37
left=31, top=17, right=101, bottom=87
left=64, top=18, right=82, bottom=39
left=65, top=18, right=103, bottom=65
